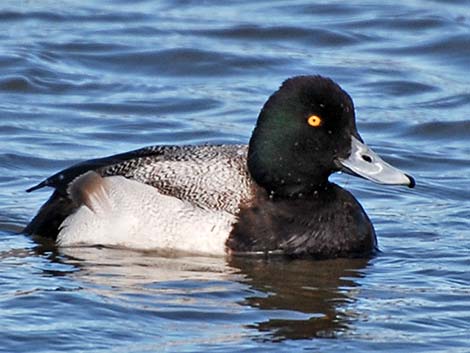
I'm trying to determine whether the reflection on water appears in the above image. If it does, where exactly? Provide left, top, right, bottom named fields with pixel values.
left=58, top=246, right=233, bottom=285
left=230, top=257, right=369, bottom=341
left=37, top=245, right=370, bottom=341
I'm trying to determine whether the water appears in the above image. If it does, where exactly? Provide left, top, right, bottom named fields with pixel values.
left=1, top=0, right=469, bottom=352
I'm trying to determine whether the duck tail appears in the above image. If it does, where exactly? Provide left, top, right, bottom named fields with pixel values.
left=67, top=171, right=111, bottom=214
left=24, top=171, right=112, bottom=239
left=23, top=191, right=75, bottom=240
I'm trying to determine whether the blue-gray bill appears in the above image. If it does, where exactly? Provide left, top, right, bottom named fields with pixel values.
left=337, top=136, right=415, bottom=188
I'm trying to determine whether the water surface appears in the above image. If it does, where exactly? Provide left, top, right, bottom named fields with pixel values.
left=1, top=1, right=469, bottom=352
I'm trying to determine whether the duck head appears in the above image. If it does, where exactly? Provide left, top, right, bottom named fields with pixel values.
left=247, top=75, right=415, bottom=197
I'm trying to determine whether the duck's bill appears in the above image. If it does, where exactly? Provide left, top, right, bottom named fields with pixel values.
left=337, top=136, right=415, bottom=188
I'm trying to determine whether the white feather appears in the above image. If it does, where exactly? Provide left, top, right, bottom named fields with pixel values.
left=57, top=173, right=236, bottom=255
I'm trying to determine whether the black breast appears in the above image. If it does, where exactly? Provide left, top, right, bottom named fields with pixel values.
left=227, top=184, right=377, bottom=259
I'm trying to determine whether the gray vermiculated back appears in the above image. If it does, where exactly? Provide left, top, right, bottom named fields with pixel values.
left=100, top=144, right=254, bottom=214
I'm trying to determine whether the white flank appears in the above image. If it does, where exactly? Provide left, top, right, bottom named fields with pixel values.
left=57, top=172, right=235, bottom=255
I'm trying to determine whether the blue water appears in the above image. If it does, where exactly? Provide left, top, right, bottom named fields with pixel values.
left=1, top=1, right=469, bottom=352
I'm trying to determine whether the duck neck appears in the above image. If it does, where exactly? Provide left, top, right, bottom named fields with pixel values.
left=263, top=179, right=333, bottom=200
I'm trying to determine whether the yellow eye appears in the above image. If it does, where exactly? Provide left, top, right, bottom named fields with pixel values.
left=307, top=115, right=322, bottom=127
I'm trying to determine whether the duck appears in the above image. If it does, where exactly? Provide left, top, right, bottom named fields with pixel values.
left=24, top=75, right=415, bottom=258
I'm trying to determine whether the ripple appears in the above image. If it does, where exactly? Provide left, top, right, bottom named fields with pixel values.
left=344, top=14, right=448, bottom=32
left=377, top=34, right=470, bottom=66
left=282, top=2, right=362, bottom=17
left=43, top=41, right=130, bottom=54
left=67, top=48, right=288, bottom=76
left=416, top=93, right=470, bottom=109
left=60, top=97, right=221, bottom=115
left=196, top=25, right=365, bottom=46
left=0, top=10, right=66, bottom=22
left=0, top=75, right=37, bottom=92
left=362, top=80, right=438, bottom=97
left=0, top=9, right=149, bottom=23
left=0, top=152, right=71, bottom=171
left=403, top=120, right=470, bottom=139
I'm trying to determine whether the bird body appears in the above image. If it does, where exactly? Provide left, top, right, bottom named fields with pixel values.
left=25, top=76, right=414, bottom=258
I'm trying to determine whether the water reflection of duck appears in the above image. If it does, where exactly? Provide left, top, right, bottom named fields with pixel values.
left=50, top=247, right=369, bottom=341
left=229, top=256, right=370, bottom=340
left=25, top=76, right=414, bottom=258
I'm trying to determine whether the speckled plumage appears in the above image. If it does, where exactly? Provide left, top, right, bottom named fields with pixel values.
left=101, top=145, right=254, bottom=214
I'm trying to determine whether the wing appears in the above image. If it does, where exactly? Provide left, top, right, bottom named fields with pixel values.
left=25, top=144, right=253, bottom=239
left=27, top=145, right=177, bottom=194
